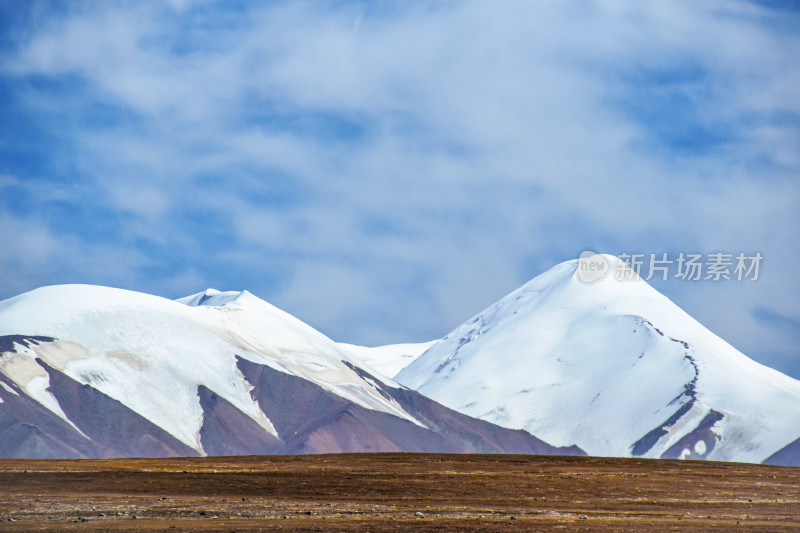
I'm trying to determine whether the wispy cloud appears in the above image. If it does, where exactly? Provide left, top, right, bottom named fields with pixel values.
left=0, top=1, right=798, bottom=376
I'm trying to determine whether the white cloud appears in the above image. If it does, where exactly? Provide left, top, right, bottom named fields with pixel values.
left=0, top=212, right=149, bottom=296
left=1, top=1, right=798, bottom=374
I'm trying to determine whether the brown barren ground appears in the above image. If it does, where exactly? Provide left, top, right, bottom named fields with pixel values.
left=0, top=453, right=798, bottom=531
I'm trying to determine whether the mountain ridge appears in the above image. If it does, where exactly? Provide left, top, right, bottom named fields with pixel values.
left=0, top=284, right=578, bottom=459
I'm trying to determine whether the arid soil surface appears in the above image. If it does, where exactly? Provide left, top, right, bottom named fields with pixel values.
left=0, top=453, right=797, bottom=531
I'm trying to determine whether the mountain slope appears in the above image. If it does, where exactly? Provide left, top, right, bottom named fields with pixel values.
left=0, top=285, right=579, bottom=458
left=763, top=438, right=800, bottom=467
left=337, top=341, right=435, bottom=379
left=396, top=255, right=800, bottom=465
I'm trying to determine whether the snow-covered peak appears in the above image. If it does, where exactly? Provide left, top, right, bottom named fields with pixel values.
left=0, top=284, right=419, bottom=454
left=397, top=256, right=800, bottom=463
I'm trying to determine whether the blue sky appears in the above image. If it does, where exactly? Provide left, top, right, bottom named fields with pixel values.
left=1, top=1, right=798, bottom=377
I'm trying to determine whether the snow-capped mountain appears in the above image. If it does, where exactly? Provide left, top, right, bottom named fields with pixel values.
left=396, top=255, right=800, bottom=465
left=0, top=285, right=579, bottom=459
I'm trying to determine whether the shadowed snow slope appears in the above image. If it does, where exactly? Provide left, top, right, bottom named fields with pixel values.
left=396, top=256, right=800, bottom=465
left=0, top=285, right=578, bottom=458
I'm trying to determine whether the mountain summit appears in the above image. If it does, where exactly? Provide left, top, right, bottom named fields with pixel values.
left=396, top=255, right=800, bottom=465
left=0, top=284, right=577, bottom=459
